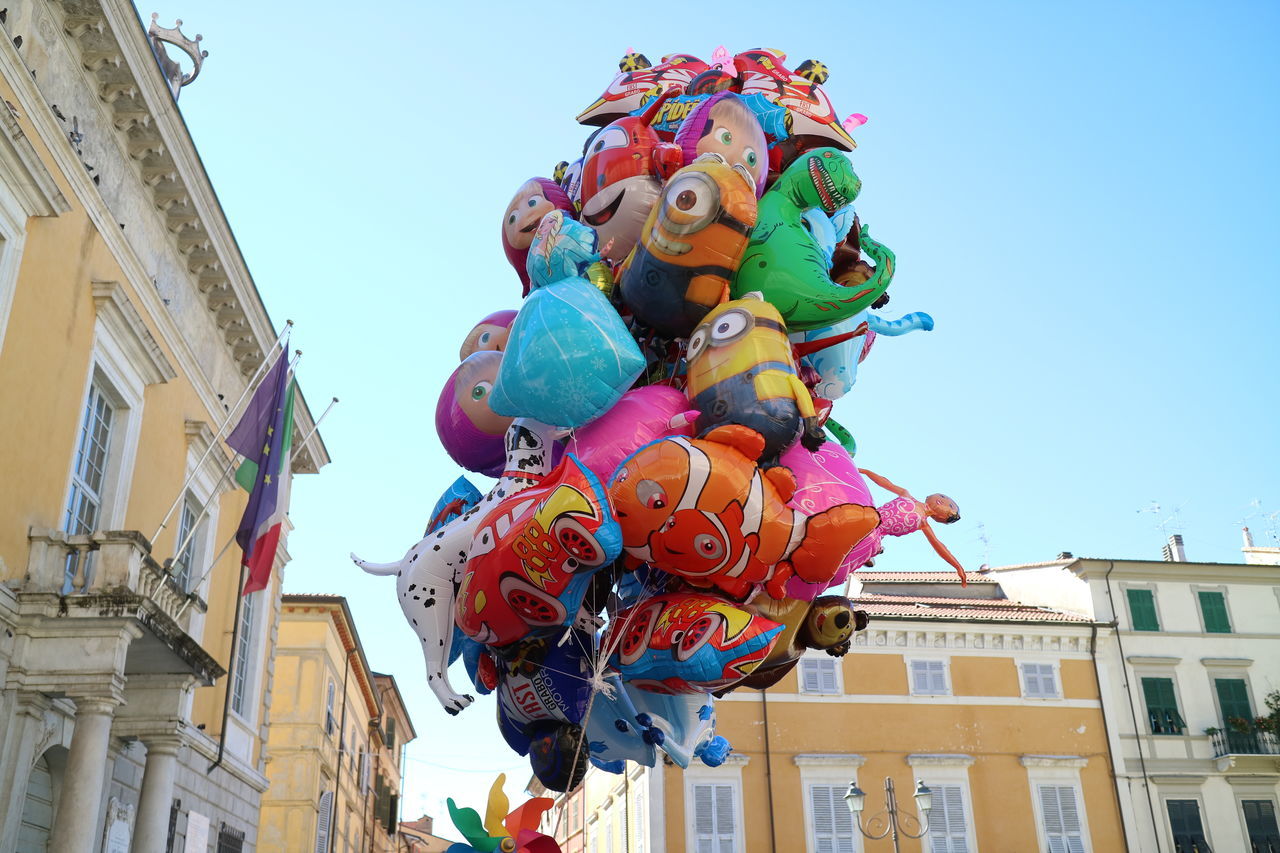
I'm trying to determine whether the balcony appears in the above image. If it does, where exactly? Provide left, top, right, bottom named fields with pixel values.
left=1211, top=729, right=1280, bottom=758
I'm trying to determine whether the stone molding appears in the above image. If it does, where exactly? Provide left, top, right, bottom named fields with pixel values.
left=1148, top=773, right=1208, bottom=786
left=906, top=754, right=975, bottom=768
left=720, top=753, right=750, bottom=767
left=91, top=280, right=177, bottom=385
left=1020, top=755, right=1088, bottom=768
left=793, top=753, right=867, bottom=768
left=853, top=626, right=1092, bottom=654
left=1200, top=657, right=1252, bottom=668
left=71, top=695, right=121, bottom=717
left=0, top=102, right=69, bottom=215
left=1126, top=655, right=1181, bottom=666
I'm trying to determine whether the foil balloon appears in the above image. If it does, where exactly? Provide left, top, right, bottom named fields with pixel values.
left=501, top=178, right=576, bottom=297
left=673, top=92, right=770, bottom=196
left=732, top=149, right=896, bottom=331
left=436, top=351, right=515, bottom=478
left=525, top=211, right=602, bottom=292
left=460, top=310, right=519, bottom=361
left=586, top=675, right=731, bottom=771
left=734, top=49, right=859, bottom=151
left=684, top=294, right=823, bottom=464
left=426, top=476, right=484, bottom=535
left=731, top=595, right=867, bottom=691
left=455, top=455, right=621, bottom=647
left=352, top=420, right=563, bottom=716
left=577, top=52, right=710, bottom=126
left=564, top=385, right=698, bottom=484
left=579, top=94, right=683, bottom=263
left=792, top=310, right=934, bottom=401
left=494, top=631, right=593, bottom=755
left=554, top=157, right=584, bottom=208
left=605, top=591, right=783, bottom=692
left=489, top=277, right=645, bottom=428
left=777, top=439, right=874, bottom=601
left=609, top=426, right=879, bottom=599
left=617, top=157, right=758, bottom=339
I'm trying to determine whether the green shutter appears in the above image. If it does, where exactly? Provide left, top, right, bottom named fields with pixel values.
left=1142, top=677, right=1183, bottom=734
left=1127, top=589, right=1160, bottom=631
left=1198, top=591, right=1231, bottom=633
left=1215, top=678, right=1252, bottom=722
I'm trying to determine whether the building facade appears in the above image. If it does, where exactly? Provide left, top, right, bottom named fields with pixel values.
left=260, top=596, right=417, bottom=853
left=539, top=571, right=1127, bottom=852
left=0, top=1, right=328, bottom=850
left=993, top=544, right=1280, bottom=853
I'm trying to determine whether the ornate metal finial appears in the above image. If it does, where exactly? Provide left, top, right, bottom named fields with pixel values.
left=148, top=13, right=207, bottom=100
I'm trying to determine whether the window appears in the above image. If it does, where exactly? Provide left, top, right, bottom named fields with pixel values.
left=1142, top=678, right=1184, bottom=735
left=385, top=717, right=396, bottom=751
left=230, top=592, right=257, bottom=715
left=173, top=494, right=204, bottom=593
left=359, top=753, right=371, bottom=795
left=314, top=792, right=333, bottom=853
left=1126, top=589, right=1160, bottom=631
left=326, top=680, right=336, bottom=735
left=215, top=824, right=244, bottom=853
left=1037, top=786, right=1085, bottom=853
left=926, top=785, right=970, bottom=852
left=1021, top=663, right=1060, bottom=699
left=63, top=379, right=116, bottom=591
left=634, top=787, right=646, bottom=853
left=1166, top=800, right=1209, bottom=852
left=808, top=784, right=856, bottom=853
left=604, top=812, right=614, bottom=853
left=1243, top=800, right=1280, bottom=851
left=800, top=658, right=840, bottom=695
left=910, top=660, right=949, bottom=696
left=1198, top=591, right=1231, bottom=633
left=691, top=782, right=739, bottom=853
left=1215, top=678, right=1256, bottom=753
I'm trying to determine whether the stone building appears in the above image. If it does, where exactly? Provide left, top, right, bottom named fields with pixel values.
left=259, top=596, right=417, bottom=853
left=0, top=1, right=329, bottom=850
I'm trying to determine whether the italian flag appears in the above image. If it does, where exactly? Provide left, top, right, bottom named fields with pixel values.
left=236, top=378, right=296, bottom=594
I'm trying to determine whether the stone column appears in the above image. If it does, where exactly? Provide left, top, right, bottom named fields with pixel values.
left=49, top=696, right=118, bottom=853
left=131, top=736, right=182, bottom=853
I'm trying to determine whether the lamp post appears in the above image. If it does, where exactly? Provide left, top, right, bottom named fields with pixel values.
left=845, top=777, right=932, bottom=852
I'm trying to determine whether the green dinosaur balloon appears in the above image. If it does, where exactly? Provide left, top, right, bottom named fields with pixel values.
left=731, top=148, right=895, bottom=331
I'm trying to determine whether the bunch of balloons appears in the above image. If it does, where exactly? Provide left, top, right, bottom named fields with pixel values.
left=354, top=47, right=967, bottom=793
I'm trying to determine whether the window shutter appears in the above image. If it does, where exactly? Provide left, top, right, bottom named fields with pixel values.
left=912, top=661, right=946, bottom=694
left=314, top=791, right=333, bottom=853
left=927, top=785, right=968, bottom=853
left=386, top=717, right=396, bottom=750
left=1023, top=664, right=1043, bottom=698
left=1243, top=799, right=1280, bottom=849
left=694, top=784, right=714, bottom=838
left=1039, top=786, right=1084, bottom=853
left=359, top=753, right=371, bottom=795
left=803, top=660, right=821, bottom=693
left=929, top=661, right=948, bottom=695
left=1198, top=591, right=1231, bottom=633
left=1126, top=589, right=1159, bottom=631
left=810, top=785, right=834, bottom=853
left=715, top=784, right=736, bottom=844
left=1166, top=800, right=1209, bottom=850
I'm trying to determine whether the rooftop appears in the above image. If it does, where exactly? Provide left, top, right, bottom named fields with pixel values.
left=856, top=571, right=999, bottom=584
left=853, top=593, right=1091, bottom=624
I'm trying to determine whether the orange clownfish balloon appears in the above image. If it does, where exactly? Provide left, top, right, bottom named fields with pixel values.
left=608, top=425, right=878, bottom=599
left=618, top=156, right=758, bottom=339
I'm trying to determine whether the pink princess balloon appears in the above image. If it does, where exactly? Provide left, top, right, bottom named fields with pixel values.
left=780, top=440, right=876, bottom=601
left=565, top=386, right=698, bottom=483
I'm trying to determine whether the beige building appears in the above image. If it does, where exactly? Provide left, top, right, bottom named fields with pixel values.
left=260, top=595, right=417, bottom=853
left=0, top=1, right=328, bottom=850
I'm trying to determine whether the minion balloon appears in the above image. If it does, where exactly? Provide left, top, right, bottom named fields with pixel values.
left=618, top=155, right=758, bottom=339
left=685, top=293, right=826, bottom=466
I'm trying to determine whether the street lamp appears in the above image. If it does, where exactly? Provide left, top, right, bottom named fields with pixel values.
left=845, top=777, right=932, bottom=852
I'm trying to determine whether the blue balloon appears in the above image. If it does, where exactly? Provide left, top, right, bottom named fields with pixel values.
left=525, top=211, right=602, bottom=291
left=490, top=277, right=645, bottom=428
left=586, top=676, right=732, bottom=771
left=495, top=630, right=595, bottom=756
left=792, top=310, right=935, bottom=400
left=425, top=476, right=483, bottom=535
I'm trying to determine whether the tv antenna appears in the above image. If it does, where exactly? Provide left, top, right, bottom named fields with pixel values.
left=1137, top=500, right=1187, bottom=539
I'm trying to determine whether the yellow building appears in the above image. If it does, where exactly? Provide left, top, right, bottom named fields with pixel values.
left=542, top=570, right=1126, bottom=852
left=0, top=2, right=328, bottom=850
left=261, top=595, right=417, bottom=853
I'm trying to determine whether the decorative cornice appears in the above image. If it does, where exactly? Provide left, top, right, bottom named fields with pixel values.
left=1148, top=774, right=1208, bottom=786
left=1020, top=755, right=1088, bottom=769
left=1200, top=658, right=1253, bottom=668
left=906, top=754, right=975, bottom=768
left=0, top=103, right=69, bottom=215
left=720, top=753, right=750, bottom=767
left=793, top=753, right=867, bottom=768
left=92, top=279, right=177, bottom=384
left=853, top=625, right=1093, bottom=655
left=1126, top=655, right=1181, bottom=666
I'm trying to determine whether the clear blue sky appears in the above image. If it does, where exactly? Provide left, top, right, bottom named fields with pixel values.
left=153, top=0, right=1280, bottom=834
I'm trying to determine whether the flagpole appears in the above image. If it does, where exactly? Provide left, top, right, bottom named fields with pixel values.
left=150, top=322, right=293, bottom=544
left=173, top=393, right=337, bottom=618
left=167, top=354, right=304, bottom=588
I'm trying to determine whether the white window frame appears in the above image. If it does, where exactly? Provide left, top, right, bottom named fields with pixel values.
left=799, top=653, right=843, bottom=695
left=1233, top=787, right=1280, bottom=852
left=906, top=658, right=951, bottom=697
left=1018, top=660, right=1062, bottom=701
left=795, top=754, right=866, bottom=853
left=684, top=755, right=748, bottom=853
left=1125, top=657, right=1185, bottom=737
left=1120, top=582, right=1161, bottom=632
left=1159, top=793, right=1214, bottom=853
left=906, top=755, right=977, bottom=852
left=1021, top=755, right=1091, bottom=853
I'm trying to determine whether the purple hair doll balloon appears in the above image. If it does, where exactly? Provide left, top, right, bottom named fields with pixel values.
left=673, top=92, right=769, bottom=197
left=435, top=351, right=514, bottom=477
left=501, top=178, right=576, bottom=297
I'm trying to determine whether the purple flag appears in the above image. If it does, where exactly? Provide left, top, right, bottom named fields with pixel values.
left=228, top=351, right=290, bottom=574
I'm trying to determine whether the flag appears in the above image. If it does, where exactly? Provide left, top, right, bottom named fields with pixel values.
left=240, top=378, right=296, bottom=594
left=226, top=351, right=291, bottom=594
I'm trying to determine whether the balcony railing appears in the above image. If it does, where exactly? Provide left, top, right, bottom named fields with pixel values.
left=1211, top=729, right=1280, bottom=757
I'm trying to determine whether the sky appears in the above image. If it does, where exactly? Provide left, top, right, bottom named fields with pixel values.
left=146, top=0, right=1280, bottom=838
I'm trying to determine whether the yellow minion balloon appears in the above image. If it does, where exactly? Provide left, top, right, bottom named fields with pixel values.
left=685, top=293, right=826, bottom=465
